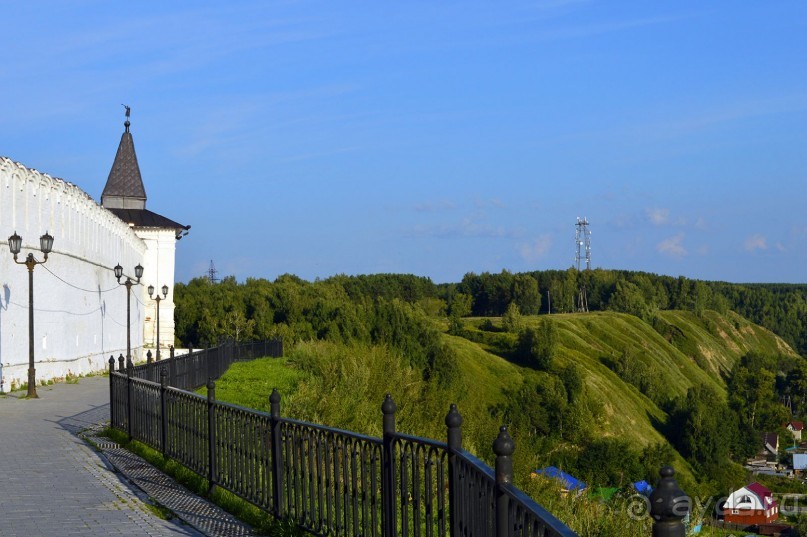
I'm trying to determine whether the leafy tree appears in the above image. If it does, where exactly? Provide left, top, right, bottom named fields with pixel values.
left=517, top=321, right=557, bottom=371
left=558, top=363, right=583, bottom=404
left=609, top=280, right=652, bottom=321
left=639, top=443, right=676, bottom=483
left=449, top=292, right=472, bottom=318
left=502, top=301, right=524, bottom=333
left=667, top=385, right=736, bottom=473
left=417, top=297, right=447, bottom=318
left=576, top=438, right=644, bottom=487
left=493, top=375, right=569, bottom=439
left=512, top=274, right=541, bottom=314
left=793, top=514, right=807, bottom=537
left=222, top=310, right=255, bottom=342
left=784, top=361, right=807, bottom=417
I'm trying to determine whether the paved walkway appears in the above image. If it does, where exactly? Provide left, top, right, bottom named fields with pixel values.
left=0, top=376, right=253, bottom=536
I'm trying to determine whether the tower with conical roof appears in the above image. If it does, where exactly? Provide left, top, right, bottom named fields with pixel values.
left=101, top=106, right=190, bottom=354
left=101, top=106, right=147, bottom=209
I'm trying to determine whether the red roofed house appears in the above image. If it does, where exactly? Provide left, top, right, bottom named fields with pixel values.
left=786, top=421, right=804, bottom=441
left=723, top=482, right=778, bottom=525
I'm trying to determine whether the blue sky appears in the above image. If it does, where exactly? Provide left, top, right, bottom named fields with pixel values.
left=2, top=1, right=806, bottom=284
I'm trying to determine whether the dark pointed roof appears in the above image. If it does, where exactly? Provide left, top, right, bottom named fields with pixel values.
left=101, top=117, right=147, bottom=209
left=100, top=109, right=190, bottom=238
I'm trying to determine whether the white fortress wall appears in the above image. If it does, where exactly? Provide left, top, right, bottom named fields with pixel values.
left=0, top=157, right=146, bottom=391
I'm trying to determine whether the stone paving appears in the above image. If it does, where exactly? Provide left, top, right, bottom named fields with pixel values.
left=0, top=376, right=254, bottom=537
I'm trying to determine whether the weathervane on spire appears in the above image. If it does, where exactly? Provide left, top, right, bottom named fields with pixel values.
left=122, top=104, right=131, bottom=132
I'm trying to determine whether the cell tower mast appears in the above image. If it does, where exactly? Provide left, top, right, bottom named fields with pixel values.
left=207, top=260, right=220, bottom=283
left=575, top=217, right=591, bottom=312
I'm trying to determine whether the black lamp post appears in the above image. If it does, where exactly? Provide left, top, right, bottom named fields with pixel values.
left=114, top=263, right=143, bottom=364
left=148, top=284, right=168, bottom=360
left=7, top=231, right=54, bottom=398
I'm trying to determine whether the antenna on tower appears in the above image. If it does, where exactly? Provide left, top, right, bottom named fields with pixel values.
left=207, top=260, right=220, bottom=284
left=575, top=217, right=591, bottom=312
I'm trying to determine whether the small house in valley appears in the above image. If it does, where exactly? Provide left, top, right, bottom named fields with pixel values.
left=722, top=482, right=778, bottom=525
left=786, top=420, right=804, bottom=441
left=531, top=467, right=586, bottom=495
left=794, top=453, right=807, bottom=476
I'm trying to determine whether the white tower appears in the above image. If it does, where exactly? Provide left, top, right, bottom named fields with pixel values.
left=101, top=107, right=190, bottom=355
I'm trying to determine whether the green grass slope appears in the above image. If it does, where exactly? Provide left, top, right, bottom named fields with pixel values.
left=203, top=308, right=799, bottom=536
left=469, top=310, right=797, bottom=445
left=654, top=309, right=798, bottom=379
left=209, top=309, right=797, bottom=482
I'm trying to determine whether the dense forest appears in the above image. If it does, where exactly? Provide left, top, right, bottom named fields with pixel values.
left=173, top=269, right=807, bottom=504
left=176, top=269, right=807, bottom=355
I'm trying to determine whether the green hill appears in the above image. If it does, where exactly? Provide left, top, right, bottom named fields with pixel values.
left=204, top=308, right=800, bottom=536
left=211, top=309, right=796, bottom=479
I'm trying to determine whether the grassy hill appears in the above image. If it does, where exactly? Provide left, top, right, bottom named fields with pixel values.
left=210, top=309, right=796, bottom=480
left=205, top=308, right=799, bottom=536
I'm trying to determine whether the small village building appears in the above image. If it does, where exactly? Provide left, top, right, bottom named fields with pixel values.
left=786, top=421, right=804, bottom=441
left=531, top=467, right=586, bottom=496
left=722, top=482, right=778, bottom=525
left=794, top=453, right=807, bottom=476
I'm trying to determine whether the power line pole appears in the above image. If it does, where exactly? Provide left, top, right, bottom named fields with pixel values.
left=207, top=260, right=219, bottom=283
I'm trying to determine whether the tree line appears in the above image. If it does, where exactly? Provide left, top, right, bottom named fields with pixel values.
left=449, top=269, right=807, bottom=357
left=172, top=269, right=807, bottom=494
left=175, top=268, right=807, bottom=362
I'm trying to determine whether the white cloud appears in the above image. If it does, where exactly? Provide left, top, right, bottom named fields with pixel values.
left=646, top=207, right=669, bottom=226
left=744, top=234, right=767, bottom=252
left=474, top=198, right=507, bottom=209
left=412, top=200, right=457, bottom=213
left=519, top=235, right=552, bottom=262
left=657, top=233, right=687, bottom=258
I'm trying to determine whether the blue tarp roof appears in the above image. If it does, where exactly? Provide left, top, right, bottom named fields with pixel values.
left=633, top=480, right=653, bottom=495
left=534, top=467, right=586, bottom=491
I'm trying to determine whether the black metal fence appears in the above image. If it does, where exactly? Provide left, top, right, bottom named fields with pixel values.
left=109, top=340, right=692, bottom=537
left=109, top=339, right=577, bottom=536
left=111, top=339, right=283, bottom=389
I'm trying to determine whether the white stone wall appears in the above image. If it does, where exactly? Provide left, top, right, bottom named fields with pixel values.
left=0, top=157, right=147, bottom=391
left=138, top=227, right=178, bottom=355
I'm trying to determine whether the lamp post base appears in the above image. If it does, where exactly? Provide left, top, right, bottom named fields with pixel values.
left=27, top=367, right=38, bottom=398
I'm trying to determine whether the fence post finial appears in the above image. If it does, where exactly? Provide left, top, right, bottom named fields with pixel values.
left=649, top=466, right=689, bottom=537
left=118, top=353, right=125, bottom=373
left=270, top=388, right=281, bottom=418
left=382, top=393, right=396, bottom=434
left=493, top=425, right=515, bottom=537
left=493, top=426, right=514, bottom=485
left=445, top=403, right=463, bottom=451
left=147, top=350, right=153, bottom=364
left=108, top=355, right=115, bottom=373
